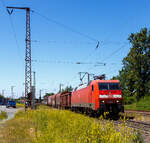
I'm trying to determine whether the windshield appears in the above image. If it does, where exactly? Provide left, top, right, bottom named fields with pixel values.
left=109, top=83, right=120, bottom=90
left=98, top=83, right=109, bottom=90
left=98, top=83, right=120, bottom=90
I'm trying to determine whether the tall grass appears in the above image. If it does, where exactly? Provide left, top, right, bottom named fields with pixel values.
left=0, top=105, right=138, bottom=143
left=16, top=103, right=24, bottom=108
left=0, top=111, right=7, bottom=121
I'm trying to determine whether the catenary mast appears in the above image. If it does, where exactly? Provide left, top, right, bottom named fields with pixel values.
left=7, top=7, right=32, bottom=110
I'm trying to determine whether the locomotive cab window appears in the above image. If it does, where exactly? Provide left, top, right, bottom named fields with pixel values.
left=98, top=83, right=108, bottom=90
left=92, top=85, right=94, bottom=91
left=98, top=83, right=120, bottom=90
left=109, top=83, right=120, bottom=90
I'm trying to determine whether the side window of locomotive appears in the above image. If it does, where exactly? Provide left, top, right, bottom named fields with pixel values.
left=92, top=85, right=94, bottom=91
left=98, top=83, right=108, bottom=90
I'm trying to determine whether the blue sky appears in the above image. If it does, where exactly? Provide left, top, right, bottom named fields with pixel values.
left=0, top=0, right=150, bottom=98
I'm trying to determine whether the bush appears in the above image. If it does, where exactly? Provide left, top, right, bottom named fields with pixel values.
left=124, top=96, right=136, bottom=105
left=125, top=96, right=150, bottom=110
left=0, top=111, right=7, bottom=121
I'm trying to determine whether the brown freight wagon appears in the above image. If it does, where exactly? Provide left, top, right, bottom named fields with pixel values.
left=60, top=92, right=71, bottom=109
left=51, top=94, right=56, bottom=108
left=55, top=93, right=61, bottom=108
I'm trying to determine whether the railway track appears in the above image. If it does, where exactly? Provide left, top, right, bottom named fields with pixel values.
left=114, top=120, right=150, bottom=134
left=125, top=110, right=150, bottom=116
left=114, top=119, right=150, bottom=142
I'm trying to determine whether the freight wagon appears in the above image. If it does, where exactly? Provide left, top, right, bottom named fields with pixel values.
left=47, top=94, right=56, bottom=107
left=60, top=92, right=71, bottom=109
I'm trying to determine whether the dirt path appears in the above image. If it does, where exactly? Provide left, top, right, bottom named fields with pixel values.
left=0, top=105, right=22, bottom=124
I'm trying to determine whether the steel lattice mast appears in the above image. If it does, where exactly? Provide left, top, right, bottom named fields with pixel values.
left=25, top=8, right=32, bottom=107
left=6, top=7, right=32, bottom=109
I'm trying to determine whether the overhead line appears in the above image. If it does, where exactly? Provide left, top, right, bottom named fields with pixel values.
left=101, top=43, right=127, bottom=62
left=1, top=1, right=19, bottom=54
left=8, top=15, right=21, bottom=54
left=1, top=0, right=23, bottom=62
left=84, top=43, right=127, bottom=72
left=32, top=10, right=99, bottom=43
left=32, top=59, right=105, bottom=65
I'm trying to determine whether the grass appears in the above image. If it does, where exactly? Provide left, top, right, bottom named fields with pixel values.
left=0, top=105, right=139, bottom=143
left=0, top=111, right=7, bottom=121
left=16, top=103, right=24, bottom=108
left=125, top=96, right=150, bottom=111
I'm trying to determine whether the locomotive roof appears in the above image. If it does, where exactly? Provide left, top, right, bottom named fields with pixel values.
left=90, top=80, right=119, bottom=84
left=73, top=80, right=120, bottom=91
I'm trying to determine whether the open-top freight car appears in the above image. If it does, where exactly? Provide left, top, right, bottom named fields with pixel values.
left=47, top=92, right=71, bottom=109
left=55, top=93, right=61, bottom=108
left=47, top=94, right=56, bottom=108
left=60, top=92, right=71, bottom=109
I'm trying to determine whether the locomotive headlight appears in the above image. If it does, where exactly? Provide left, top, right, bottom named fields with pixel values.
left=100, top=100, right=105, bottom=103
left=113, top=95, right=122, bottom=98
left=99, top=95, right=108, bottom=98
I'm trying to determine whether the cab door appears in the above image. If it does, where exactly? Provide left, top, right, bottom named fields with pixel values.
left=91, top=84, right=95, bottom=106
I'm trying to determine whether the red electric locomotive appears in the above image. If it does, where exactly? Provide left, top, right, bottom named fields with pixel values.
left=46, top=75, right=124, bottom=116
left=71, top=80, right=124, bottom=116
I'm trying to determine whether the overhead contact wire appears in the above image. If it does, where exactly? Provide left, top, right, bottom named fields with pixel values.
left=32, top=10, right=99, bottom=43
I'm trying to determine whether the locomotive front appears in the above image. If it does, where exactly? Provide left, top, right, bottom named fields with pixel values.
left=97, top=80, right=124, bottom=115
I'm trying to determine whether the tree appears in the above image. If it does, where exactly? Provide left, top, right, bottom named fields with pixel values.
left=61, top=85, right=73, bottom=93
left=120, top=28, right=150, bottom=101
left=0, top=94, right=4, bottom=99
left=44, top=93, right=54, bottom=97
left=111, top=76, right=119, bottom=80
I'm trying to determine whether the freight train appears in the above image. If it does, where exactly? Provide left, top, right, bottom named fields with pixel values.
left=46, top=79, right=124, bottom=116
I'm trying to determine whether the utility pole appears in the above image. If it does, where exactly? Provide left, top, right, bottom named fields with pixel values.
left=33, top=72, right=36, bottom=90
left=11, top=86, right=15, bottom=99
left=39, top=90, right=42, bottom=103
left=59, top=84, right=63, bottom=93
left=7, top=7, right=32, bottom=110
left=2, top=90, right=5, bottom=97
left=22, top=91, right=24, bottom=97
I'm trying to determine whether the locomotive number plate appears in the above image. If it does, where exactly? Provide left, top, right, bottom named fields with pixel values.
left=107, top=101, right=113, bottom=103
